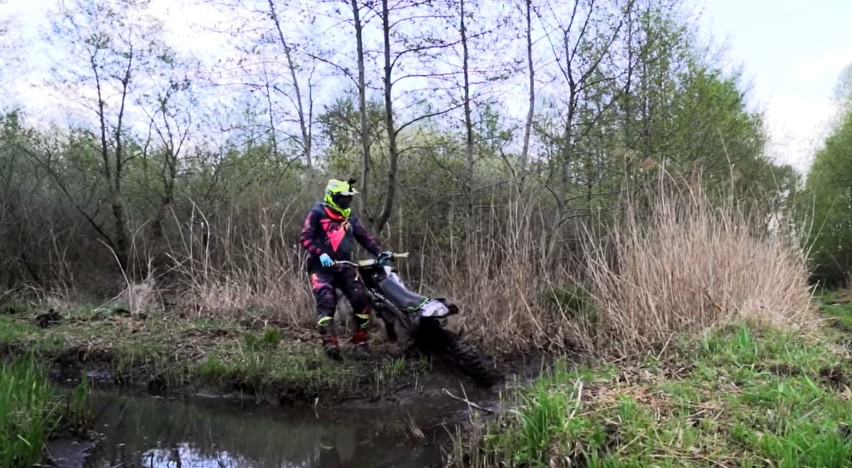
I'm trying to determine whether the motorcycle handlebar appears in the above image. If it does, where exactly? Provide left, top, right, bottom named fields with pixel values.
left=332, top=252, right=409, bottom=268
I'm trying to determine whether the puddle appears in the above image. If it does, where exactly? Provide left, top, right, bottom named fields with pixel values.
left=80, top=390, right=478, bottom=467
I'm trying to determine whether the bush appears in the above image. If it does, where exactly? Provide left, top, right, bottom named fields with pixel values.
left=580, top=179, right=813, bottom=358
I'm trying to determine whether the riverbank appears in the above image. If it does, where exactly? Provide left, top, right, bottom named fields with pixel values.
left=449, top=296, right=852, bottom=467
left=0, top=302, right=493, bottom=407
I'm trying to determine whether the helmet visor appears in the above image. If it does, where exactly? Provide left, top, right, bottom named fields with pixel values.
left=333, top=194, right=353, bottom=209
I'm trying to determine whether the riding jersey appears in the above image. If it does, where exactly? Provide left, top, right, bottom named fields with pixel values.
left=299, top=202, right=382, bottom=269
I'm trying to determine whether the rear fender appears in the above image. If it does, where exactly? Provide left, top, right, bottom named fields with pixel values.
left=420, top=299, right=458, bottom=319
left=434, top=297, right=460, bottom=316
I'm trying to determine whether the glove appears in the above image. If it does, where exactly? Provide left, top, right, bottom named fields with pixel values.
left=377, top=251, right=394, bottom=265
left=319, top=253, right=334, bottom=268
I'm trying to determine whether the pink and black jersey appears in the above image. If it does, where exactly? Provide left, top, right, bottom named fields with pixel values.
left=299, top=202, right=382, bottom=268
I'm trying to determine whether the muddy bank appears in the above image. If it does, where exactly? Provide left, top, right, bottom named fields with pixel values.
left=46, top=438, right=97, bottom=468
left=0, top=307, right=546, bottom=408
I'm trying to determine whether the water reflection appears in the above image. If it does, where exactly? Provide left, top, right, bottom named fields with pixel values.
left=84, top=391, right=455, bottom=468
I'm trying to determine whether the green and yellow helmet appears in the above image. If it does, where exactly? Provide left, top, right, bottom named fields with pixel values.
left=323, top=178, right=359, bottom=217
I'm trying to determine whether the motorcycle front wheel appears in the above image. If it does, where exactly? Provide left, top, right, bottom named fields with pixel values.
left=414, top=318, right=497, bottom=387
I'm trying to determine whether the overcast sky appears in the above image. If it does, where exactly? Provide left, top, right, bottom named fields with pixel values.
left=3, top=0, right=850, bottom=175
left=697, top=0, right=852, bottom=174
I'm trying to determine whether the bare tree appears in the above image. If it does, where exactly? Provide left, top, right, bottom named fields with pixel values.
left=208, top=0, right=321, bottom=170
left=833, top=62, right=852, bottom=112
left=0, top=0, right=11, bottom=93
left=535, top=0, right=635, bottom=256
left=347, top=0, right=375, bottom=218
left=518, top=0, right=536, bottom=191
left=370, top=0, right=466, bottom=232
left=36, top=0, right=169, bottom=271
left=267, top=0, right=314, bottom=168
left=460, top=0, right=476, bottom=229
left=139, top=54, right=196, bottom=247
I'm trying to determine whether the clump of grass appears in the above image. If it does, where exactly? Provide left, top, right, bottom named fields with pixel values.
left=423, top=198, right=575, bottom=353
left=0, top=357, right=52, bottom=467
left=543, top=284, right=595, bottom=320
left=0, top=315, right=40, bottom=346
left=0, top=357, right=92, bottom=467
left=451, top=321, right=852, bottom=467
left=188, top=336, right=428, bottom=402
left=0, top=297, right=35, bottom=316
left=244, top=328, right=282, bottom=351
left=61, top=373, right=93, bottom=437
left=581, top=179, right=813, bottom=358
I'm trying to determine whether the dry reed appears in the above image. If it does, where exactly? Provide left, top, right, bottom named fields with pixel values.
left=579, top=179, right=813, bottom=357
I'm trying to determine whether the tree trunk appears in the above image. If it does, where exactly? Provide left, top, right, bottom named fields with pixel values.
left=461, top=0, right=475, bottom=231
left=351, top=0, right=373, bottom=222
left=548, top=85, right=576, bottom=261
left=519, top=0, right=535, bottom=192
left=110, top=195, right=129, bottom=270
left=376, top=0, right=398, bottom=233
left=94, top=59, right=130, bottom=271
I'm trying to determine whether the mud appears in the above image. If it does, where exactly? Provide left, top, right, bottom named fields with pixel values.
left=46, top=438, right=97, bottom=468
left=819, top=365, right=849, bottom=390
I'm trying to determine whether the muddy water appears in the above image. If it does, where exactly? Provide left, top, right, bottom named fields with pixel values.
left=80, top=388, right=487, bottom=468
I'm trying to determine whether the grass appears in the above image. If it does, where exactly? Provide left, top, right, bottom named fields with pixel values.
left=819, top=290, right=852, bottom=334
left=451, top=301, right=852, bottom=468
left=0, top=305, right=429, bottom=405
left=0, top=356, right=92, bottom=468
left=0, top=358, right=52, bottom=467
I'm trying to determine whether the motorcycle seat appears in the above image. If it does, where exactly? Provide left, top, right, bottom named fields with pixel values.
left=378, top=276, right=428, bottom=311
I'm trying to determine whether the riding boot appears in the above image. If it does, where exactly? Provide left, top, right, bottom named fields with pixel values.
left=318, top=318, right=342, bottom=361
left=322, top=335, right=341, bottom=360
left=351, top=329, right=369, bottom=354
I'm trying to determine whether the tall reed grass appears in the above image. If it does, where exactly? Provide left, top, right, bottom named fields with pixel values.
left=579, top=181, right=813, bottom=357
left=126, top=176, right=812, bottom=358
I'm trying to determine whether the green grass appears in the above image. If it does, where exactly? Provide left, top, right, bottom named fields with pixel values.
left=0, top=357, right=92, bottom=468
left=0, top=315, right=41, bottom=346
left=820, top=292, right=852, bottom=334
left=0, top=305, right=428, bottom=404
left=0, top=358, right=52, bottom=467
left=454, top=304, right=852, bottom=467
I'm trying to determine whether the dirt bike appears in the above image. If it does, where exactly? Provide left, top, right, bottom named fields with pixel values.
left=333, top=253, right=497, bottom=387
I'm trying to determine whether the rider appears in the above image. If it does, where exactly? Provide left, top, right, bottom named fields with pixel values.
left=299, top=178, right=390, bottom=360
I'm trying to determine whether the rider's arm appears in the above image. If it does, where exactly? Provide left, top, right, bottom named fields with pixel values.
left=299, top=209, right=325, bottom=257
left=351, top=218, right=382, bottom=257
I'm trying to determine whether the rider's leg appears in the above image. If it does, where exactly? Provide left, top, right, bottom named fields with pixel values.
left=339, top=267, right=371, bottom=351
left=310, top=271, right=340, bottom=359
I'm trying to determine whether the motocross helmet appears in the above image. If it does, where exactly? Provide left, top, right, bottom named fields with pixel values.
left=323, top=178, right=358, bottom=217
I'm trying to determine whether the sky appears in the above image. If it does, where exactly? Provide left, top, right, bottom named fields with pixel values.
left=2, top=0, right=850, bottom=176
left=696, top=0, right=852, bottom=174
